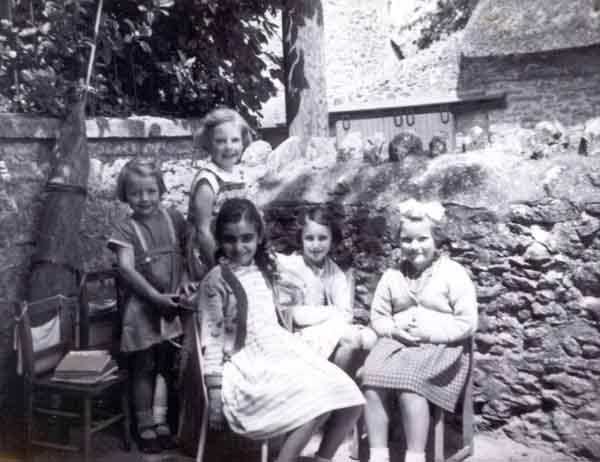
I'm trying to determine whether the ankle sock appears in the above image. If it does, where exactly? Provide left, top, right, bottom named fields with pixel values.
left=313, top=455, right=331, bottom=462
left=369, top=447, right=389, bottom=462
left=155, top=423, right=171, bottom=436
left=404, top=450, right=426, bottom=462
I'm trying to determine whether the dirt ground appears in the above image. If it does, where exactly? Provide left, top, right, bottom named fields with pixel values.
left=0, top=429, right=580, bottom=462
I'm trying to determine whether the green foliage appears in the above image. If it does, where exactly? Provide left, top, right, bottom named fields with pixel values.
left=0, top=0, right=283, bottom=122
left=416, top=0, right=479, bottom=50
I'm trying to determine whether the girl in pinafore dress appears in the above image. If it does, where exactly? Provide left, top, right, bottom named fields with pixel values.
left=195, top=198, right=364, bottom=462
left=186, top=107, right=251, bottom=281
left=362, top=199, right=478, bottom=462
left=108, top=159, right=192, bottom=454
left=277, top=206, right=376, bottom=375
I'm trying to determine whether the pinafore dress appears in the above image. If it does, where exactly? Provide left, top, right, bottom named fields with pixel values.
left=114, top=208, right=184, bottom=352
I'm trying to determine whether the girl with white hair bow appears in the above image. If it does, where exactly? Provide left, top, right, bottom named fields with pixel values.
left=361, top=199, right=478, bottom=462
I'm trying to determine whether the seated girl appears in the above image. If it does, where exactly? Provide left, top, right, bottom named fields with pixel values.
left=361, top=199, right=478, bottom=462
left=195, top=198, right=365, bottom=462
left=277, top=206, right=376, bottom=375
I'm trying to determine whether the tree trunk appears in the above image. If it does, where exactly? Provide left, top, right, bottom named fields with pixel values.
left=27, top=100, right=89, bottom=314
left=282, top=0, right=328, bottom=140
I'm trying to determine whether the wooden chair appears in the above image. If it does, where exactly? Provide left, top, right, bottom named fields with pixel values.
left=13, top=294, right=131, bottom=462
left=78, top=268, right=123, bottom=352
left=351, top=338, right=475, bottom=462
left=428, top=338, right=474, bottom=462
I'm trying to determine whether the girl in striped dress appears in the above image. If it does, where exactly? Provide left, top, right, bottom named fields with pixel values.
left=197, top=198, right=364, bottom=462
left=186, top=107, right=251, bottom=281
left=362, top=199, right=478, bottom=462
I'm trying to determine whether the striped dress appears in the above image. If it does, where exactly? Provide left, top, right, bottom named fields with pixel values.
left=221, top=264, right=365, bottom=440
left=186, top=160, right=247, bottom=280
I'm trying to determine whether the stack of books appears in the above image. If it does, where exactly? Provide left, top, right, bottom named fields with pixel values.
left=52, top=350, right=118, bottom=385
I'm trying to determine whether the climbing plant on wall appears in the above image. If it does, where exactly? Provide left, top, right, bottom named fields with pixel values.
left=0, top=0, right=283, bottom=122
left=416, top=0, right=479, bottom=50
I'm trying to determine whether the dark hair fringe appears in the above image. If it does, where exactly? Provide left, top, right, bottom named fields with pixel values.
left=296, top=205, right=343, bottom=248
left=214, top=198, right=279, bottom=285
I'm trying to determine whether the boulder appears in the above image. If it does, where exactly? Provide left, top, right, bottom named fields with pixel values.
left=584, top=116, right=600, bottom=156
left=363, top=132, right=387, bottom=165
left=243, top=139, right=272, bottom=167
left=337, top=131, right=363, bottom=162
left=467, top=125, right=488, bottom=150
left=304, top=136, right=338, bottom=168
left=388, top=131, right=423, bottom=161
left=428, top=135, right=448, bottom=157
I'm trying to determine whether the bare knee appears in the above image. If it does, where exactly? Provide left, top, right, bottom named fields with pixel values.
left=360, top=327, right=378, bottom=351
left=339, top=326, right=363, bottom=350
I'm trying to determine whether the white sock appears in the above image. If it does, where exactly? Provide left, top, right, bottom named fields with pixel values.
left=369, top=447, right=390, bottom=462
left=313, top=455, right=330, bottom=462
left=153, top=374, right=169, bottom=433
left=404, top=450, right=426, bottom=462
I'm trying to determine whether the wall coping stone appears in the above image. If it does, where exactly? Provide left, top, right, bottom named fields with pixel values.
left=0, top=114, right=203, bottom=140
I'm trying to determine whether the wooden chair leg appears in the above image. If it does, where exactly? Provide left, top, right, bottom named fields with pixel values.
left=81, top=397, right=92, bottom=462
left=121, top=389, right=132, bottom=451
left=350, top=423, right=360, bottom=460
left=261, top=439, right=269, bottom=462
left=432, top=406, right=444, bottom=462
left=24, top=386, right=34, bottom=462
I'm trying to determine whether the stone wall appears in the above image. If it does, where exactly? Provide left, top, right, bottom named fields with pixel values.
left=457, top=46, right=600, bottom=133
left=0, top=115, right=200, bottom=448
left=2, top=115, right=600, bottom=459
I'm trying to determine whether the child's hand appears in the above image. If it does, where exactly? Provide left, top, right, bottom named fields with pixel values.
left=178, top=281, right=199, bottom=297
left=405, top=319, right=431, bottom=343
left=391, top=326, right=420, bottom=346
left=208, top=388, right=225, bottom=431
left=156, top=293, right=180, bottom=321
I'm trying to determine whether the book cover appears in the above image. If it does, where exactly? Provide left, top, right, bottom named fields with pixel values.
left=54, top=350, right=111, bottom=374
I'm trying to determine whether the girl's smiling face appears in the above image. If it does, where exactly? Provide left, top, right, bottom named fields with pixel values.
left=210, top=121, right=243, bottom=172
left=125, top=173, right=161, bottom=217
left=221, top=218, right=260, bottom=266
left=399, top=218, right=437, bottom=272
left=301, top=218, right=333, bottom=268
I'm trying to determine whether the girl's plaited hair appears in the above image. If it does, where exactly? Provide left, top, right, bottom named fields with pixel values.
left=115, top=158, right=167, bottom=203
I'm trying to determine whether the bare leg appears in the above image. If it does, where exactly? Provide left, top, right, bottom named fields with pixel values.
left=275, top=413, right=330, bottom=462
left=317, top=405, right=362, bottom=459
left=332, top=327, right=363, bottom=376
left=397, top=392, right=430, bottom=452
left=364, top=388, right=392, bottom=448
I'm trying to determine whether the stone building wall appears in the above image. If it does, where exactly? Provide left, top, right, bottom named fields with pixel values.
left=1, top=115, right=600, bottom=459
left=457, top=46, right=600, bottom=134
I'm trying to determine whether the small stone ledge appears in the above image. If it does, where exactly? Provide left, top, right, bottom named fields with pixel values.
left=0, top=114, right=201, bottom=140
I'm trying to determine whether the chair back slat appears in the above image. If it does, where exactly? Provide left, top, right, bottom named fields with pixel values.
left=15, top=297, right=77, bottom=380
left=79, top=268, right=122, bottom=351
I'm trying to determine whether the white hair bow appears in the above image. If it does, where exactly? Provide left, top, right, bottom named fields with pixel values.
left=397, top=199, right=446, bottom=223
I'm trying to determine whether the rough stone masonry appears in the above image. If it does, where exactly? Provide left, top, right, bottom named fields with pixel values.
left=1, top=115, right=600, bottom=459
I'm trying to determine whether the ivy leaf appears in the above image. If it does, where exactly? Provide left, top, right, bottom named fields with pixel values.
left=18, top=27, right=38, bottom=38
left=139, top=40, right=152, bottom=54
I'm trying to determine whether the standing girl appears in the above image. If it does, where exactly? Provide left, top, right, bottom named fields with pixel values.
left=277, top=207, right=376, bottom=374
left=361, top=199, right=478, bottom=462
left=195, top=198, right=364, bottom=462
left=108, top=158, right=190, bottom=453
left=186, top=107, right=252, bottom=281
